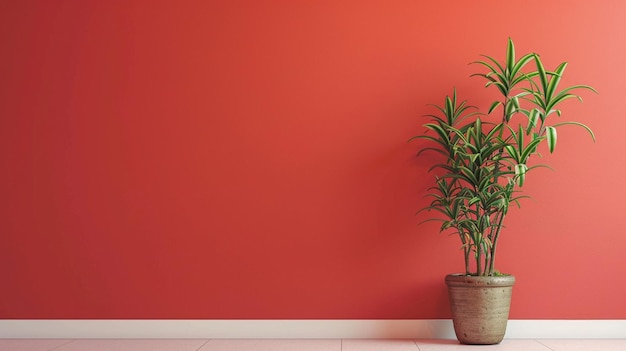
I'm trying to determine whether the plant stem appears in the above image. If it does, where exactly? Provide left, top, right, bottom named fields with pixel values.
left=488, top=210, right=507, bottom=275
left=464, top=241, right=470, bottom=275
left=475, top=243, right=481, bottom=276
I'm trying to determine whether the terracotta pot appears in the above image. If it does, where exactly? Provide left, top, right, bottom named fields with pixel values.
left=445, top=273, right=516, bottom=345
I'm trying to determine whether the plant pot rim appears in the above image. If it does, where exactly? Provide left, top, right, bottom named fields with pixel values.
left=445, top=273, right=516, bottom=287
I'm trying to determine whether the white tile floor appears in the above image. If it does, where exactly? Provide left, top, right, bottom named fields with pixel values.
left=1, top=339, right=626, bottom=351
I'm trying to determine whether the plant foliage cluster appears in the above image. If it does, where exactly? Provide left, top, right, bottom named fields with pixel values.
left=412, top=39, right=596, bottom=276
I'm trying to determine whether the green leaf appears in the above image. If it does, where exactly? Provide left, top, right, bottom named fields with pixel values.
left=534, top=54, right=549, bottom=95
left=515, top=164, right=528, bottom=187
left=516, top=124, right=525, bottom=154
left=468, top=153, right=480, bottom=164
left=546, top=62, right=567, bottom=102
left=506, top=38, right=515, bottom=75
left=553, top=121, right=596, bottom=142
left=546, top=126, right=557, bottom=153
left=505, top=100, right=516, bottom=120
left=488, top=101, right=502, bottom=114
left=485, top=80, right=508, bottom=96
left=511, top=96, right=520, bottom=109
left=475, top=54, right=505, bottom=75
left=526, top=108, right=540, bottom=135
left=510, top=53, right=536, bottom=80
left=519, top=135, right=543, bottom=162
left=546, top=85, right=597, bottom=113
left=505, top=145, right=519, bottom=161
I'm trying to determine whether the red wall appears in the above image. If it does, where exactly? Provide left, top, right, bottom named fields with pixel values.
left=1, top=0, right=624, bottom=319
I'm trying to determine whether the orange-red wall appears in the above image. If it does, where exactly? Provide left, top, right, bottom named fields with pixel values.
left=1, top=0, right=624, bottom=319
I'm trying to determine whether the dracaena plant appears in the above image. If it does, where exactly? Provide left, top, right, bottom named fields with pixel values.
left=412, top=38, right=596, bottom=276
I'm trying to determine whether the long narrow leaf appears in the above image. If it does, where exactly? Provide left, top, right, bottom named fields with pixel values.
left=488, top=101, right=502, bottom=114
left=506, top=38, right=515, bottom=75
left=510, top=53, right=536, bottom=79
left=533, top=54, right=549, bottom=94
left=546, top=126, right=557, bottom=153
left=520, top=136, right=544, bottom=162
left=553, top=121, right=596, bottom=141
left=526, top=108, right=540, bottom=135
left=545, top=62, right=568, bottom=102
left=514, top=164, right=528, bottom=187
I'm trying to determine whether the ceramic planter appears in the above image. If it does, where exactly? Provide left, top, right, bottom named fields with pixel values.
left=445, top=274, right=516, bottom=345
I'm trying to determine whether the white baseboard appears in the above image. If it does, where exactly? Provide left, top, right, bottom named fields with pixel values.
left=0, top=320, right=624, bottom=339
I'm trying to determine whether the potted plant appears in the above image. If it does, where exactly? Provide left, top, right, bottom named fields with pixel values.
left=411, top=38, right=596, bottom=344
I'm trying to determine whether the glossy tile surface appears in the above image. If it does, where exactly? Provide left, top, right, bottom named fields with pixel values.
left=200, top=339, right=340, bottom=351
left=415, top=339, right=552, bottom=350
left=1, top=339, right=625, bottom=350
left=54, top=339, right=208, bottom=351
left=342, top=339, right=419, bottom=350
left=537, top=339, right=626, bottom=351
left=0, top=339, right=72, bottom=351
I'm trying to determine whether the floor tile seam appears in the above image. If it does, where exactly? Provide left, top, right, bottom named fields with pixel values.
left=48, top=339, right=76, bottom=351
left=195, top=338, right=212, bottom=351
left=534, top=339, right=556, bottom=351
